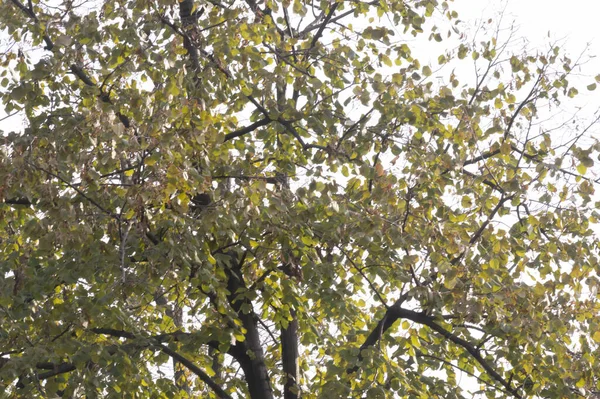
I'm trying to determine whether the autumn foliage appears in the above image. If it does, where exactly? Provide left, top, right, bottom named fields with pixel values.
left=1, top=0, right=600, bottom=397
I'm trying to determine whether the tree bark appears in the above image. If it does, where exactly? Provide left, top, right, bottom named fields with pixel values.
left=281, top=310, right=299, bottom=399
left=225, top=252, right=274, bottom=399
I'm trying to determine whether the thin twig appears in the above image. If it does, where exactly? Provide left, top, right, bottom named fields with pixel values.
left=27, top=161, right=119, bottom=220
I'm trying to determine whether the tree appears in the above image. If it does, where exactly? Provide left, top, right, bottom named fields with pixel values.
left=1, top=0, right=599, bottom=397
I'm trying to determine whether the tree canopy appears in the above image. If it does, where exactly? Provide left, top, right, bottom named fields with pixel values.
left=1, top=0, right=600, bottom=397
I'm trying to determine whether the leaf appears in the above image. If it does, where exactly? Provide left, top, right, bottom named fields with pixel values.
left=375, top=163, right=384, bottom=176
left=461, top=195, right=472, bottom=208
left=567, top=87, right=578, bottom=98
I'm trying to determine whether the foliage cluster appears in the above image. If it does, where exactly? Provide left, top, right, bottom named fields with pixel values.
left=1, top=0, right=600, bottom=397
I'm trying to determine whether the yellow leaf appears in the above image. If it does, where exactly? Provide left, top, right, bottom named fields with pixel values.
left=124, top=208, right=135, bottom=220
left=410, top=334, right=420, bottom=348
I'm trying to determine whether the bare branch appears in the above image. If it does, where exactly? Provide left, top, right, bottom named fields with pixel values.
left=503, top=73, right=542, bottom=140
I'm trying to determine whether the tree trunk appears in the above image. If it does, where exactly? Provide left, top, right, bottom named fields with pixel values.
left=225, top=253, right=274, bottom=399
left=281, top=310, right=299, bottom=399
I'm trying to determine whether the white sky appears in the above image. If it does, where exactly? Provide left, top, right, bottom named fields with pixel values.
left=457, top=0, right=600, bottom=110
left=459, top=0, right=600, bottom=46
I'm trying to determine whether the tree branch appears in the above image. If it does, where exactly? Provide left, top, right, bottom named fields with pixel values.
left=503, top=74, right=542, bottom=140
left=69, top=65, right=131, bottom=128
left=11, top=0, right=132, bottom=128
left=26, top=162, right=119, bottom=220
left=416, top=351, right=516, bottom=397
left=468, top=194, right=514, bottom=245
left=304, top=2, right=339, bottom=58
left=462, top=149, right=502, bottom=167
left=3, top=197, right=32, bottom=206
left=342, top=249, right=389, bottom=308
left=34, top=362, right=76, bottom=381
left=9, top=0, right=54, bottom=50
left=298, top=1, right=379, bottom=38
left=349, top=298, right=522, bottom=397
left=157, top=344, right=233, bottom=399
left=89, top=328, right=230, bottom=398
left=224, top=117, right=272, bottom=142
left=346, top=293, right=408, bottom=374
left=393, top=307, right=522, bottom=398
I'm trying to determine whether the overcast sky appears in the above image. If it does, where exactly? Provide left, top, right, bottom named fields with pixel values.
left=456, top=0, right=600, bottom=110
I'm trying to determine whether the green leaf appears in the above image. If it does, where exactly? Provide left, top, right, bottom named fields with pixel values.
left=461, top=195, right=472, bottom=208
